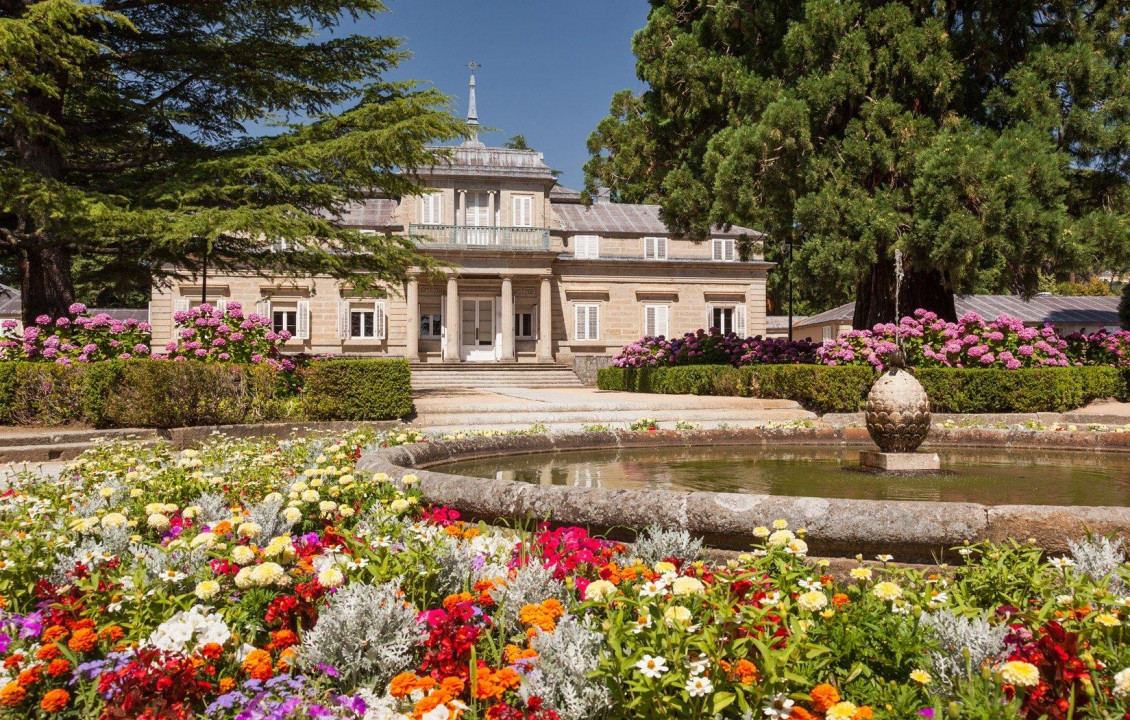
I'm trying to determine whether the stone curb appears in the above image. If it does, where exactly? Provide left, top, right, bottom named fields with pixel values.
left=358, top=428, right=1130, bottom=562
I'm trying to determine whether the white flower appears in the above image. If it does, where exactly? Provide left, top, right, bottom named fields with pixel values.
left=1056, top=594, right=1075, bottom=605
left=797, top=591, right=828, bottom=612
left=686, top=656, right=709, bottom=675
left=194, top=580, right=221, bottom=600
left=761, top=591, right=781, bottom=607
left=767, top=529, right=795, bottom=547
left=798, top=577, right=823, bottom=591
left=160, top=569, right=186, bottom=583
left=389, top=498, right=410, bottom=512
left=761, top=694, right=795, bottom=719
left=190, top=532, right=216, bottom=549
left=786, top=538, right=808, bottom=555
left=147, top=513, right=170, bottom=531
left=872, top=581, right=903, bottom=601
left=685, top=675, right=713, bottom=697
left=232, top=546, right=255, bottom=565
left=664, top=605, right=692, bottom=628
left=283, top=506, right=302, bottom=524
left=1113, top=668, right=1130, bottom=697
left=772, top=519, right=788, bottom=530
left=234, top=567, right=253, bottom=589
left=671, top=576, right=705, bottom=596
left=630, top=614, right=652, bottom=634
left=849, top=567, right=872, bottom=581
left=634, top=654, right=668, bottom=679
left=317, top=567, right=345, bottom=589
left=638, top=580, right=667, bottom=598
left=876, top=554, right=894, bottom=563
left=584, top=580, right=618, bottom=602
left=753, top=526, right=770, bottom=538
left=1048, top=557, right=1075, bottom=570
left=237, top=522, right=262, bottom=539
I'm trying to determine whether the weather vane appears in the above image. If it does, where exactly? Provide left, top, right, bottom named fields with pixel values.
left=468, top=61, right=481, bottom=73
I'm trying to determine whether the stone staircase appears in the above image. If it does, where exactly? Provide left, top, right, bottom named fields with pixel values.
left=410, top=363, right=585, bottom=390
left=0, top=428, right=159, bottom=466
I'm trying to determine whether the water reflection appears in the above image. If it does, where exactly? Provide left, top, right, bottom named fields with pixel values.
left=437, top=445, right=1130, bottom=507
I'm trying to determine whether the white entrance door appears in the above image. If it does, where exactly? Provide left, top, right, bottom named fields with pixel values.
left=460, top=298, right=495, bottom=361
left=465, top=192, right=491, bottom=245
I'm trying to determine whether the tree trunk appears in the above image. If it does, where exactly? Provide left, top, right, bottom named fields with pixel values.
left=853, top=251, right=956, bottom=329
left=19, top=244, right=75, bottom=325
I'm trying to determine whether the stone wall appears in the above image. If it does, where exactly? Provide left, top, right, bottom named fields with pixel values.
left=572, top=355, right=615, bottom=385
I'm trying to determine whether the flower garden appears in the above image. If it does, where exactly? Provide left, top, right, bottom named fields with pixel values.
left=0, top=429, right=1128, bottom=720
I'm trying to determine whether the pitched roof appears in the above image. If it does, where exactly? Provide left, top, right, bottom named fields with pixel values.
left=549, top=185, right=582, bottom=203
left=552, top=202, right=761, bottom=238
left=0, top=284, right=20, bottom=316
left=766, top=315, right=807, bottom=331
left=333, top=198, right=399, bottom=228
left=796, top=294, right=1121, bottom=329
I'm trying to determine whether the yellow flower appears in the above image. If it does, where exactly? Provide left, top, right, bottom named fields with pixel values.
left=584, top=580, right=618, bottom=602
left=389, top=499, right=410, bottom=512
left=232, top=546, right=255, bottom=565
left=1096, top=613, right=1122, bottom=627
left=249, top=562, right=287, bottom=587
left=671, top=577, right=705, bottom=596
left=850, top=567, right=872, bottom=581
left=998, top=661, right=1041, bottom=687
left=100, top=513, right=128, bottom=530
left=772, top=519, right=788, bottom=530
left=237, top=522, right=262, bottom=539
left=401, top=474, right=420, bottom=486
left=825, top=701, right=858, bottom=720
left=190, top=532, right=216, bottom=549
left=234, top=566, right=254, bottom=589
left=282, top=506, right=302, bottom=524
left=194, top=580, right=221, bottom=600
left=147, top=513, right=170, bottom=531
left=767, top=530, right=795, bottom=547
left=910, top=669, right=932, bottom=685
left=317, top=567, right=344, bottom=589
left=663, top=605, right=692, bottom=628
left=753, top=526, right=769, bottom=538
left=797, top=591, right=828, bottom=612
left=872, top=581, right=903, bottom=601
left=653, top=561, right=676, bottom=574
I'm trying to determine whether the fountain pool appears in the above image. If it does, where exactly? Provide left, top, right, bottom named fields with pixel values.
left=434, top=444, right=1130, bottom=507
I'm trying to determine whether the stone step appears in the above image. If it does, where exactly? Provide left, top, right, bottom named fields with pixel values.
left=0, top=442, right=106, bottom=463
left=0, top=427, right=158, bottom=448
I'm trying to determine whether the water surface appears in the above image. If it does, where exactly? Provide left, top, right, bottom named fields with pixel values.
left=435, top=445, right=1130, bottom=506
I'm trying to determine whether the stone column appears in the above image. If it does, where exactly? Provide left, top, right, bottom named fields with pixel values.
left=500, top=276, right=515, bottom=363
left=405, top=276, right=420, bottom=362
left=537, top=275, right=553, bottom=363
left=444, top=275, right=460, bottom=363
left=488, top=190, right=497, bottom=244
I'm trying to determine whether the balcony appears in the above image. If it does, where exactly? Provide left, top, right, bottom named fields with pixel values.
left=409, top=224, right=551, bottom=251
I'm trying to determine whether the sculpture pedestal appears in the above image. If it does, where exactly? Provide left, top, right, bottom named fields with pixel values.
left=859, top=451, right=940, bottom=473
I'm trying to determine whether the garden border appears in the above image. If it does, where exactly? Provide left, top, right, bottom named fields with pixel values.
left=358, top=427, right=1130, bottom=562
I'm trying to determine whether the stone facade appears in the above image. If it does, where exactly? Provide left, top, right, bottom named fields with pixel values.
left=150, top=122, right=771, bottom=365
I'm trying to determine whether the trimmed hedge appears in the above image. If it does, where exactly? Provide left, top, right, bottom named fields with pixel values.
left=301, top=359, right=414, bottom=421
left=597, top=364, right=1130, bottom=414
left=0, top=360, right=288, bottom=428
left=597, top=365, right=874, bottom=413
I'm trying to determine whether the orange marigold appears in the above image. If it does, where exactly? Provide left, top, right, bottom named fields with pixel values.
left=99, top=626, right=124, bottom=643
left=40, top=626, right=66, bottom=644
left=70, top=619, right=95, bottom=632
left=413, top=694, right=445, bottom=717
left=2, top=654, right=22, bottom=670
left=212, top=521, right=233, bottom=535
left=67, top=628, right=97, bottom=653
left=733, top=659, right=759, bottom=685
left=16, top=665, right=42, bottom=687
left=219, top=677, right=236, bottom=693
left=241, top=649, right=274, bottom=681
left=853, top=707, right=874, bottom=720
left=269, top=629, right=298, bottom=651
left=200, top=643, right=224, bottom=660
left=831, top=593, right=850, bottom=608
left=787, top=709, right=818, bottom=720
left=47, top=659, right=71, bottom=678
left=390, top=672, right=436, bottom=698
left=443, top=592, right=474, bottom=612
left=504, top=644, right=538, bottom=665
left=35, top=645, right=61, bottom=661
left=39, top=688, right=69, bottom=712
left=0, top=682, right=25, bottom=706
left=810, top=684, right=841, bottom=713
left=473, top=666, right=521, bottom=701
left=440, top=677, right=465, bottom=696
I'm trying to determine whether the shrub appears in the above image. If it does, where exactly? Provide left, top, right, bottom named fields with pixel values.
left=0, top=302, right=151, bottom=363
left=612, top=329, right=817, bottom=368
left=0, top=362, right=87, bottom=425
left=92, top=360, right=284, bottom=428
left=597, top=366, right=740, bottom=395
left=1121, top=283, right=1130, bottom=329
left=301, top=359, right=413, bottom=420
left=913, top=367, right=1106, bottom=413
left=743, top=365, right=876, bottom=414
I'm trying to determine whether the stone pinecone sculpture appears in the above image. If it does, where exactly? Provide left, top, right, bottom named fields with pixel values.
left=865, top=367, right=931, bottom=452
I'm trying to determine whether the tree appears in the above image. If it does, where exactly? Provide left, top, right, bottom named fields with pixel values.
left=503, top=135, right=532, bottom=150
left=1, top=0, right=465, bottom=324
left=1121, top=283, right=1130, bottom=330
left=586, top=1, right=1130, bottom=328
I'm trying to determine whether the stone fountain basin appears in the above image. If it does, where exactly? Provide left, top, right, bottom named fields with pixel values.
left=357, top=428, right=1130, bottom=562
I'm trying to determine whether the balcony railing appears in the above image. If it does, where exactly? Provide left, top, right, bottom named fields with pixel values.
left=409, top=224, right=551, bottom=251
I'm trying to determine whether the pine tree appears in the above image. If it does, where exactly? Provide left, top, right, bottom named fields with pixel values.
left=0, top=0, right=465, bottom=323
left=586, top=1, right=1130, bottom=328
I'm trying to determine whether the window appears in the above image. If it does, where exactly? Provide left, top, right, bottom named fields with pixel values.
left=822, top=326, right=833, bottom=341
left=515, top=310, right=535, bottom=339
left=644, top=305, right=670, bottom=338
left=351, top=309, right=377, bottom=339
left=419, top=192, right=443, bottom=225
left=574, top=235, right=600, bottom=259
left=712, top=238, right=736, bottom=261
left=574, top=304, right=600, bottom=341
left=709, top=305, right=747, bottom=336
left=337, top=301, right=385, bottom=340
left=512, top=195, right=533, bottom=227
left=273, top=310, right=297, bottom=336
left=643, top=236, right=667, bottom=260
left=420, top=312, right=442, bottom=338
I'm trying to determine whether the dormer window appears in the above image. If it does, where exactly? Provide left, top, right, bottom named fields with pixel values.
left=643, top=237, right=667, bottom=260
left=712, top=238, right=736, bottom=261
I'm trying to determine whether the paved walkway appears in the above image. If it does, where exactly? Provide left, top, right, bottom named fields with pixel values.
left=410, top=387, right=814, bottom=432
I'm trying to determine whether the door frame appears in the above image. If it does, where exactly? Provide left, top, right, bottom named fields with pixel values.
left=459, top=296, right=497, bottom=362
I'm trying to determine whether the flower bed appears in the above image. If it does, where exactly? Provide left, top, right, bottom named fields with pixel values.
left=1, top=431, right=1129, bottom=719
left=613, top=330, right=818, bottom=369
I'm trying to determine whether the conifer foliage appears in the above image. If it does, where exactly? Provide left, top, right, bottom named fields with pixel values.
left=586, top=1, right=1130, bottom=328
left=0, top=0, right=465, bottom=322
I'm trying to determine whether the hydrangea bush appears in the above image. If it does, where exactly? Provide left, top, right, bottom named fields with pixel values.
left=0, top=430, right=1128, bottom=719
left=613, top=329, right=818, bottom=368
left=164, top=302, right=294, bottom=371
left=0, top=303, right=151, bottom=364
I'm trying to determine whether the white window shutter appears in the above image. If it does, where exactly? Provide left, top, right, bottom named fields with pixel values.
left=735, top=305, right=747, bottom=336
left=589, top=305, right=599, bottom=340
left=657, top=237, right=667, bottom=259
left=174, top=298, right=189, bottom=314
left=532, top=303, right=539, bottom=340
left=643, top=237, right=653, bottom=259
left=726, top=240, right=735, bottom=261
left=589, top=236, right=600, bottom=258
left=295, top=300, right=310, bottom=340
left=376, top=302, right=387, bottom=340
left=256, top=299, right=270, bottom=319
left=658, top=306, right=669, bottom=337
left=574, top=305, right=585, bottom=340
left=644, top=306, right=656, bottom=337
left=513, top=195, right=532, bottom=227
left=713, top=240, right=722, bottom=261
left=337, top=300, right=350, bottom=340
left=215, top=297, right=228, bottom=313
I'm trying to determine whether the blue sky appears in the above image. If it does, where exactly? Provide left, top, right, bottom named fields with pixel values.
left=348, top=0, right=649, bottom=190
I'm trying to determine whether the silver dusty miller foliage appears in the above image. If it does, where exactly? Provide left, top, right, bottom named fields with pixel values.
left=298, top=580, right=422, bottom=690
left=1068, top=536, right=1128, bottom=593
left=632, top=524, right=704, bottom=566
left=520, top=616, right=611, bottom=720
left=489, top=561, right=572, bottom=631
left=920, top=609, right=1009, bottom=693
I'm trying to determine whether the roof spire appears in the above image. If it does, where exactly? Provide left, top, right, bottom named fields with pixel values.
left=466, top=61, right=481, bottom=140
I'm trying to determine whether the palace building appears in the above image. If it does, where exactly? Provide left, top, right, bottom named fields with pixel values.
left=149, top=70, right=772, bottom=365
